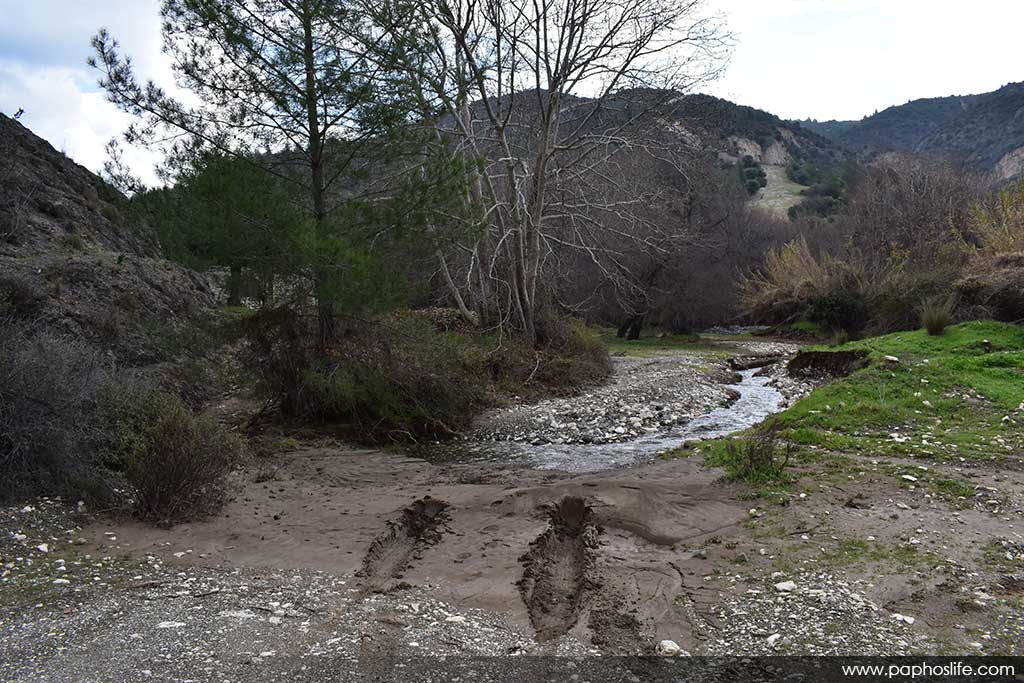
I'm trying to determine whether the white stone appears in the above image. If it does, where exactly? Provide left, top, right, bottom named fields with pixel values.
left=219, top=609, right=258, bottom=620
left=656, top=640, right=682, bottom=656
left=774, top=581, right=797, bottom=592
left=156, top=621, right=186, bottom=629
left=766, top=633, right=781, bottom=646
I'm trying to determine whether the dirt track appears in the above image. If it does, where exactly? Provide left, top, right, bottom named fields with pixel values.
left=73, top=446, right=751, bottom=648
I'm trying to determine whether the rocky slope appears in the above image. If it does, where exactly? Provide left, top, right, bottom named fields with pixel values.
left=0, top=114, right=213, bottom=363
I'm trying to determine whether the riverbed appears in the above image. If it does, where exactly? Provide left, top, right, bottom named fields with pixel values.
left=411, top=344, right=797, bottom=472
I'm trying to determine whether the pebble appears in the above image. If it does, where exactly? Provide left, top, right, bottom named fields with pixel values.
left=656, top=639, right=688, bottom=656
left=156, top=622, right=186, bottom=629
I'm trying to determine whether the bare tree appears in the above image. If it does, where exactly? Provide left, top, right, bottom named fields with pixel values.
left=372, top=0, right=731, bottom=342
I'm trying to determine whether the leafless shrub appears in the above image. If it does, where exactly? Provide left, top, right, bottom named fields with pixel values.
left=0, top=320, right=121, bottom=502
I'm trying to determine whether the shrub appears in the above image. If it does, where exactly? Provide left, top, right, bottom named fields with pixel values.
left=830, top=328, right=850, bottom=346
left=241, top=308, right=488, bottom=441
left=970, top=178, right=1024, bottom=255
left=0, top=320, right=121, bottom=503
left=711, top=421, right=791, bottom=484
left=109, top=390, right=243, bottom=524
left=807, top=289, right=869, bottom=335
left=920, top=296, right=956, bottom=336
left=0, top=273, right=46, bottom=317
left=740, top=237, right=865, bottom=325
left=239, top=306, right=610, bottom=443
left=0, top=318, right=241, bottom=520
left=531, top=315, right=611, bottom=389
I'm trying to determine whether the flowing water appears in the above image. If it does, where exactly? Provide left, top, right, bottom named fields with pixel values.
left=411, top=367, right=786, bottom=473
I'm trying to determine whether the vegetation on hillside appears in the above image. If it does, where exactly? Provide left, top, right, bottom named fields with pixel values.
left=738, top=155, right=767, bottom=195
left=803, top=81, right=1024, bottom=175
left=743, top=158, right=1024, bottom=336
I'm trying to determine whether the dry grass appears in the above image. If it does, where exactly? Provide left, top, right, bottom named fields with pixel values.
left=920, top=296, right=956, bottom=336
left=971, top=178, right=1024, bottom=255
left=739, top=237, right=864, bottom=322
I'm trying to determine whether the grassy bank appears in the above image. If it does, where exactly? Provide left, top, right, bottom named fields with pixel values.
left=596, top=328, right=741, bottom=358
left=667, top=320, right=1023, bottom=489
left=777, top=321, right=1024, bottom=462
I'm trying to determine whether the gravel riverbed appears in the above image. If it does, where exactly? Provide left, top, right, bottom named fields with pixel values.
left=473, top=341, right=802, bottom=447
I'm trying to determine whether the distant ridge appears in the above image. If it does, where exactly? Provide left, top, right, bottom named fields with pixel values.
left=799, top=81, right=1024, bottom=179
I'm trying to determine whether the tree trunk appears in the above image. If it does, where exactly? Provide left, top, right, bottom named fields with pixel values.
left=437, top=249, right=475, bottom=324
left=626, top=315, right=645, bottom=340
left=226, top=263, right=242, bottom=306
left=300, top=3, right=334, bottom=348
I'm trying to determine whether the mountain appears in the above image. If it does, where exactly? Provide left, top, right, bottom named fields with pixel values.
left=0, top=113, right=214, bottom=363
left=801, top=81, right=1024, bottom=179
left=651, top=93, right=845, bottom=171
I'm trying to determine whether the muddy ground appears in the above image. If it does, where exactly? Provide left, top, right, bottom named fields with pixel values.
left=2, top=341, right=1023, bottom=681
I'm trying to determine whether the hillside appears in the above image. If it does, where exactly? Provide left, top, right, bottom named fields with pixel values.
left=802, top=81, right=1024, bottom=179
left=0, top=114, right=213, bottom=364
left=666, top=93, right=844, bottom=170
left=571, top=90, right=847, bottom=217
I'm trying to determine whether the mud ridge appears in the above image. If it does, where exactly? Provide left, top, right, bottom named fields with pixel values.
left=359, top=497, right=449, bottom=591
left=517, top=497, right=600, bottom=641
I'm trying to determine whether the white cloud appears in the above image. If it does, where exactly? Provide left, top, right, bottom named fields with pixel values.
left=0, top=0, right=167, bottom=185
left=0, top=0, right=1021, bottom=184
left=708, top=0, right=1024, bottom=121
left=0, top=62, right=162, bottom=183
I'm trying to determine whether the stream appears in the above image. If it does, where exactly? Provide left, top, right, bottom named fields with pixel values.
left=412, top=366, right=786, bottom=473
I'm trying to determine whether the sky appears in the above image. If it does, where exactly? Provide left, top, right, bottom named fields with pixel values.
left=2, top=0, right=1023, bottom=182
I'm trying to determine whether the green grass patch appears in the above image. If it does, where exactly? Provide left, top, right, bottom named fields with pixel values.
left=821, top=538, right=934, bottom=568
left=775, top=321, right=1024, bottom=461
left=596, top=328, right=737, bottom=358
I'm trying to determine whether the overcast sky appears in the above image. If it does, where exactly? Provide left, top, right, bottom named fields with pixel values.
left=2, top=0, right=1022, bottom=183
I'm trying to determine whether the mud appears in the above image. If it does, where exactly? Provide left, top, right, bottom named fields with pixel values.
left=359, top=496, right=450, bottom=592
left=787, top=348, right=870, bottom=378
left=8, top=338, right=1022, bottom=679
left=517, top=497, right=598, bottom=640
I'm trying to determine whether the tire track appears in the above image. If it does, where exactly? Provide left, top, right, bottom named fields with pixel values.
left=517, top=497, right=600, bottom=640
left=358, top=497, right=449, bottom=592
